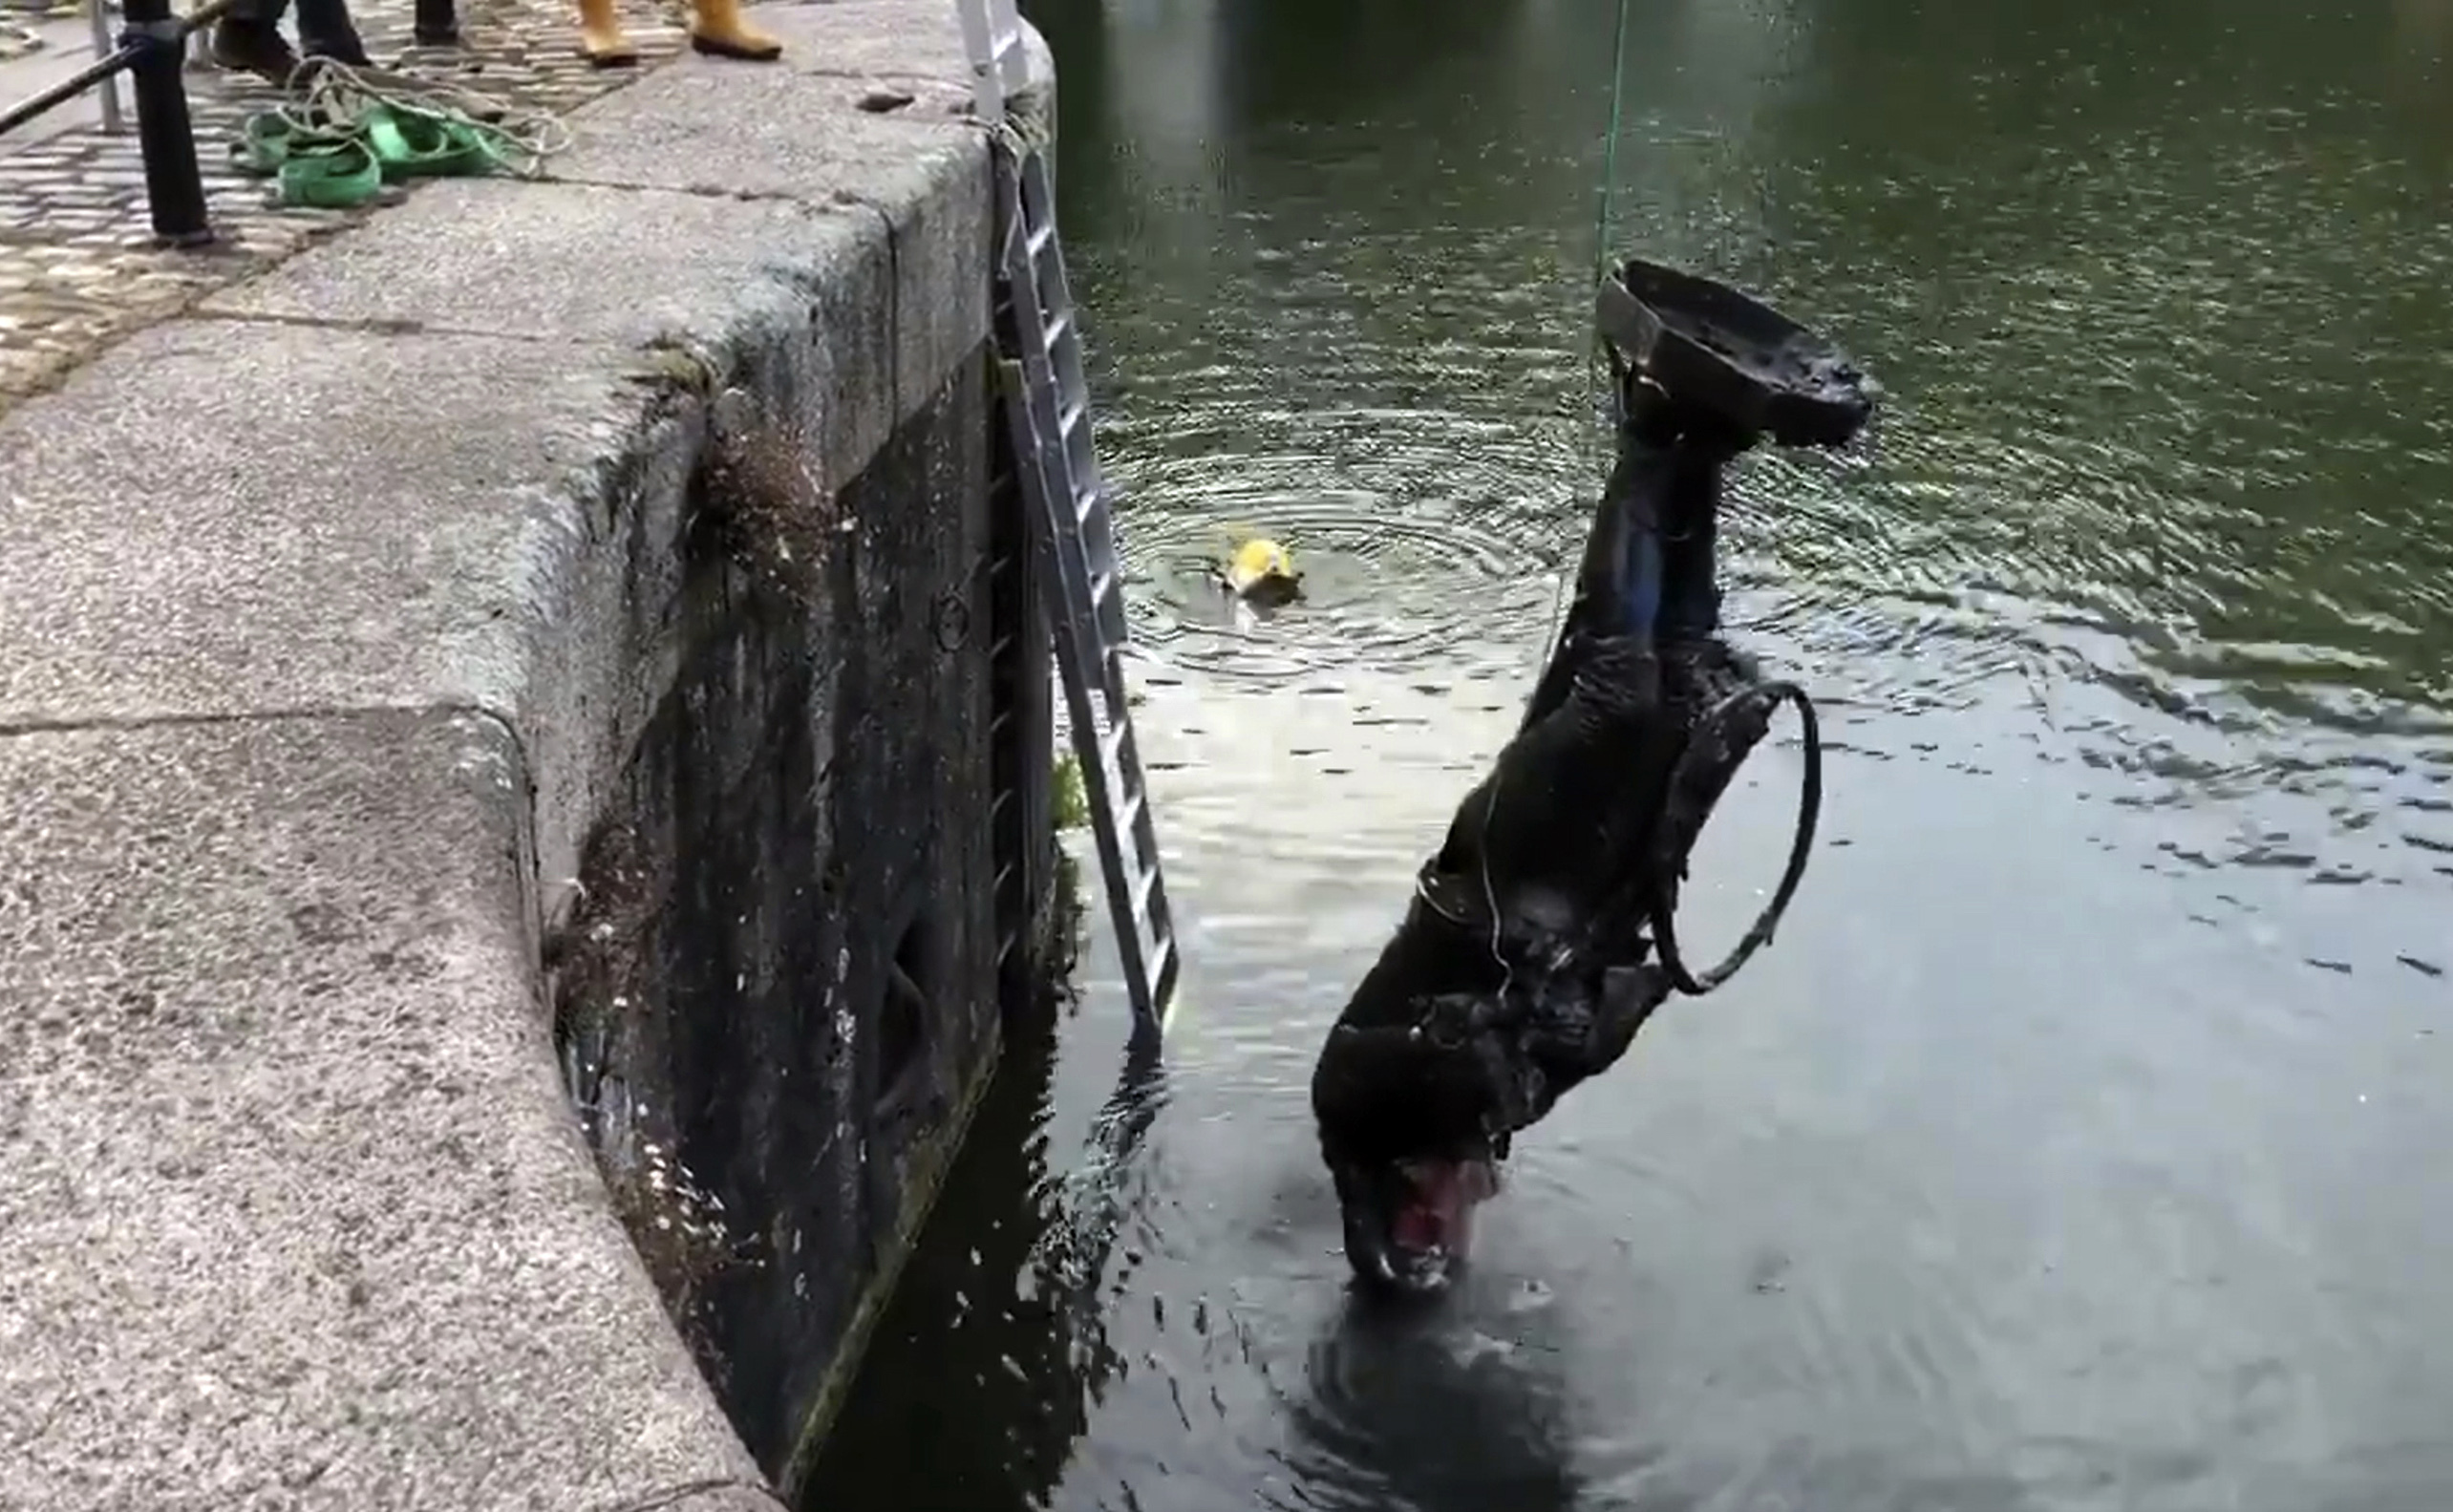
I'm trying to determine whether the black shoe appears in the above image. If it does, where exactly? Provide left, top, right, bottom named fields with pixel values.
left=296, top=0, right=371, bottom=65
left=301, top=33, right=373, bottom=65
left=210, top=16, right=300, bottom=82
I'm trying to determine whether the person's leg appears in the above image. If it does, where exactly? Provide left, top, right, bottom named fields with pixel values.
left=294, top=0, right=370, bottom=65
left=213, top=0, right=368, bottom=78
left=210, top=0, right=299, bottom=81
left=683, top=0, right=781, bottom=60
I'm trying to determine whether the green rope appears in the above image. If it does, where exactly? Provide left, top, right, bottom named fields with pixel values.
left=1544, top=0, right=1638, bottom=664
left=1583, top=0, right=1634, bottom=447
left=228, top=56, right=574, bottom=210
left=1591, top=0, right=1634, bottom=320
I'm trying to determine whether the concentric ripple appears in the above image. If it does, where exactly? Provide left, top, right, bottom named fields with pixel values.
left=1114, top=488, right=1569, bottom=683
left=812, top=2, right=2453, bottom=1510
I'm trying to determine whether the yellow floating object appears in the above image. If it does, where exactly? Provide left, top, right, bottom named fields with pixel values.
left=1220, top=537, right=1303, bottom=605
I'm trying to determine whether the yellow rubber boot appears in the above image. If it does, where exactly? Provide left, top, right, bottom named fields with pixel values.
left=576, top=0, right=639, bottom=66
left=688, top=0, right=781, bottom=60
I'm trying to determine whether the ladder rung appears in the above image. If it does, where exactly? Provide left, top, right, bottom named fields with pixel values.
left=985, top=101, right=1175, bottom=1036
left=1099, top=712, right=1142, bottom=772
left=1143, top=935, right=1177, bottom=1029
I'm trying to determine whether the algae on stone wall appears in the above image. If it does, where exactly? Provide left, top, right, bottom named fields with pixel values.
left=543, top=818, right=746, bottom=1377
left=693, top=384, right=844, bottom=606
left=536, top=368, right=858, bottom=1409
left=1051, top=751, right=1088, bottom=831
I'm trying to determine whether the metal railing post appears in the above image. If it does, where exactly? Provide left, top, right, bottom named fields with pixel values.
left=83, top=0, right=126, bottom=135
left=413, top=0, right=459, bottom=47
left=118, top=0, right=212, bottom=245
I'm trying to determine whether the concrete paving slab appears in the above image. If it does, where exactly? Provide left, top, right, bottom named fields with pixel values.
left=0, top=319, right=642, bottom=731
left=195, top=177, right=885, bottom=353
left=0, top=0, right=696, bottom=413
left=0, top=708, right=778, bottom=1512
left=187, top=176, right=900, bottom=477
left=543, top=0, right=1000, bottom=420
left=0, top=0, right=1054, bottom=1501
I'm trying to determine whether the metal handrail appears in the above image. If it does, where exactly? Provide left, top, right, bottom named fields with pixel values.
left=0, top=0, right=465, bottom=246
left=0, top=0, right=238, bottom=243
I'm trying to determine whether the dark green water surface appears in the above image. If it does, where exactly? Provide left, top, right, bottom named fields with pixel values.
left=804, top=2, right=2453, bottom=1507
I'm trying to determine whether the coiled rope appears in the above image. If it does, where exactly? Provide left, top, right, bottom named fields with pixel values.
left=231, top=55, right=572, bottom=208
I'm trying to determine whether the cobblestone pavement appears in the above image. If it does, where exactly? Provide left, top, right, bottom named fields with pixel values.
left=1, top=0, right=694, bottom=411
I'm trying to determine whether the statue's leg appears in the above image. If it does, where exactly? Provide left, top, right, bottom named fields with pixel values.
left=1656, top=437, right=1726, bottom=647
left=686, top=0, right=783, bottom=61
left=1519, top=382, right=1682, bottom=735
left=1647, top=421, right=1775, bottom=919
left=577, top=0, right=639, bottom=66
left=1435, top=636, right=1668, bottom=905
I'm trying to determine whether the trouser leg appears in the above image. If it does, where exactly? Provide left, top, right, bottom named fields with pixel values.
left=1655, top=438, right=1725, bottom=645
left=295, top=0, right=370, bottom=64
left=211, top=0, right=300, bottom=79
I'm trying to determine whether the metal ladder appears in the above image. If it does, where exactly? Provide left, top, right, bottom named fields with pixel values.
left=957, top=0, right=1180, bottom=1036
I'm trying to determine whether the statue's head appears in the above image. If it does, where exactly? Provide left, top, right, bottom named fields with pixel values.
left=1309, top=994, right=1519, bottom=1300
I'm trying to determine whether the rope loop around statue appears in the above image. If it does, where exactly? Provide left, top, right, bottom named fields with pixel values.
left=1647, top=675, right=1824, bottom=997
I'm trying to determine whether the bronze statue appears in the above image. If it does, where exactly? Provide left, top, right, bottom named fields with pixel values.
left=1310, top=261, right=1877, bottom=1298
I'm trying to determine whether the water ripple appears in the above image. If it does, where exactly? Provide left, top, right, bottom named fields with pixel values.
left=819, top=2, right=2453, bottom=1509
left=1115, top=491, right=1566, bottom=682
